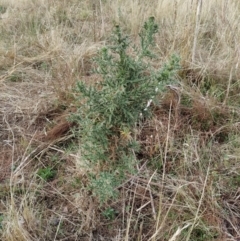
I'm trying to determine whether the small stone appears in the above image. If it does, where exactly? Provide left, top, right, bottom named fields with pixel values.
left=50, top=217, right=60, bottom=226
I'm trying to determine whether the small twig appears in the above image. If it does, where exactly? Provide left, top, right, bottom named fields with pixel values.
left=99, top=0, right=105, bottom=38
left=223, top=67, right=233, bottom=105
left=169, top=223, right=192, bottom=241
left=53, top=215, right=63, bottom=241
left=136, top=201, right=151, bottom=212
left=92, top=1, right=96, bottom=42
left=192, top=0, right=202, bottom=63
left=185, top=160, right=211, bottom=241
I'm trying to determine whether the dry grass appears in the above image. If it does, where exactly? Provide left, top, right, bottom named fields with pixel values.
left=1, top=0, right=240, bottom=240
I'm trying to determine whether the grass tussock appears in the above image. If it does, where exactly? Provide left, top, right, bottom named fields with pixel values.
left=1, top=0, right=240, bottom=240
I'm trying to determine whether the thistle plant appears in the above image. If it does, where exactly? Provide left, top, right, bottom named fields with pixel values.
left=72, top=17, right=180, bottom=203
